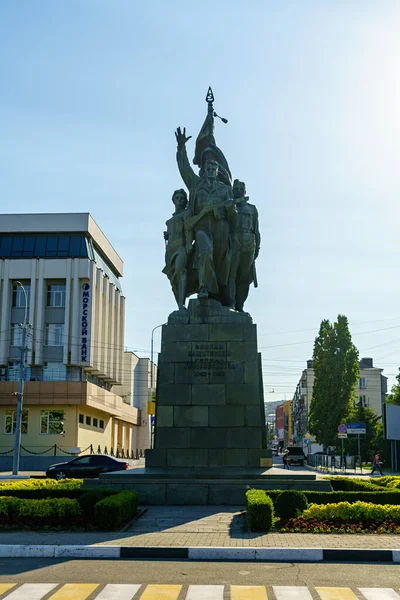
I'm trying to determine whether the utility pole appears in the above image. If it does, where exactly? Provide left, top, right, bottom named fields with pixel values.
left=12, top=282, right=29, bottom=476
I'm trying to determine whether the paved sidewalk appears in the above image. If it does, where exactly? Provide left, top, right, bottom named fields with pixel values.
left=0, top=505, right=399, bottom=549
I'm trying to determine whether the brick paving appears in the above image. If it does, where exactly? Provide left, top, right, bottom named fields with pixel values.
left=0, top=505, right=399, bottom=549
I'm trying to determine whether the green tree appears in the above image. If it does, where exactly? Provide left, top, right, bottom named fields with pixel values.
left=387, top=368, right=400, bottom=406
left=309, top=315, right=359, bottom=447
left=345, top=400, right=383, bottom=462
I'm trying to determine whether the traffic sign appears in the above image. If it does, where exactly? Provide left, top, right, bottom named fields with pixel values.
left=346, top=423, right=366, bottom=435
left=338, top=424, right=347, bottom=434
left=338, top=433, right=348, bottom=439
left=305, top=439, right=311, bottom=445
left=305, top=433, right=312, bottom=439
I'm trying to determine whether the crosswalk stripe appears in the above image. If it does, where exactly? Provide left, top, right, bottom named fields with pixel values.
left=359, top=590, right=400, bottom=600
left=94, top=584, right=142, bottom=599
left=186, top=586, right=224, bottom=599
left=49, top=583, right=99, bottom=599
left=273, top=587, right=313, bottom=600
left=0, top=584, right=16, bottom=596
left=5, top=583, right=58, bottom=600
left=316, top=588, right=358, bottom=599
left=231, top=585, right=267, bottom=599
left=139, top=584, right=182, bottom=600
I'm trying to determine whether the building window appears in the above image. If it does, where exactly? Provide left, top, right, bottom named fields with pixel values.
left=47, top=284, right=66, bottom=308
left=12, top=283, right=30, bottom=308
left=86, top=416, right=91, bottom=426
left=43, top=362, right=66, bottom=381
left=11, top=324, right=23, bottom=347
left=40, top=410, right=64, bottom=434
left=78, top=414, right=84, bottom=424
left=45, top=324, right=64, bottom=346
left=4, top=410, right=28, bottom=434
left=99, top=420, right=104, bottom=429
left=359, top=377, right=367, bottom=389
left=93, top=418, right=98, bottom=427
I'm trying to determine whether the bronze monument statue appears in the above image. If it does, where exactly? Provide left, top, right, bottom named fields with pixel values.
left=230, top=179, right=260, bottom=312
left=163, top=88, right=260, bottom=313
left=162, top=189, right=191, bottom=310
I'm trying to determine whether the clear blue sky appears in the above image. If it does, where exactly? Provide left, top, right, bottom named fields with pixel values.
left=1, top=1, right=399, bottom=400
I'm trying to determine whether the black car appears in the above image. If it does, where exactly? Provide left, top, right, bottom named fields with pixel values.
left=285, top=446, right=307, bottom=466
left=46, top=455, right=129, bottom=480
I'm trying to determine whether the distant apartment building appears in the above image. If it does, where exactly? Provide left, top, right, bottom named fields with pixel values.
left=275, top=400, right=293, bottom=448
left=292, top=357, right=387, bottom=451
left=0, top=213, right=151, bottom=463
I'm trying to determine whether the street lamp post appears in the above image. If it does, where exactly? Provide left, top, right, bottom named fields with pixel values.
left=12, top=281, right=29, bottom=476
left=149, top=324, right=166, bottom=449
left=150, top=324, right=165, bottom=391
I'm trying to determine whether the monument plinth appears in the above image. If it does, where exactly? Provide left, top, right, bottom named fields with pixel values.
left=146, top=299, right=271, bottom=470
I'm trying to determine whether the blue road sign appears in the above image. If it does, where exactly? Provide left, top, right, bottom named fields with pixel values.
left=338, top=424, right=347, bottom=433
left=346, top=423, right=366, bottom=434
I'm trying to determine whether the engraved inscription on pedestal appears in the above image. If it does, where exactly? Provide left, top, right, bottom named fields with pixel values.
left=146, top=300, right=271, bottom=469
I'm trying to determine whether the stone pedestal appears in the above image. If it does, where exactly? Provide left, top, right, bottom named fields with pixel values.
left=145, top=298, right=271, bottom=469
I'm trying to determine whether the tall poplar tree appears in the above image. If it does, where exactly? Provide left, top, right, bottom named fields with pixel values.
left=308, top=315, right=359, bottom=447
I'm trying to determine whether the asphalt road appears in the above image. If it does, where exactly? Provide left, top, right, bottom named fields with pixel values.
left=0, top=558, right=398, bottom=590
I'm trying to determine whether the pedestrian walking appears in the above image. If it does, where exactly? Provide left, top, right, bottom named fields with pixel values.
left=283, top=450, right=290, bottom=470
left=370, top=451, right=384, bottom=476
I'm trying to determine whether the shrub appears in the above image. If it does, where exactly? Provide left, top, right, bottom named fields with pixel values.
left=369, top=477, right=400, bottom=488
left=324, top=477, right=382, bottom=492
left=95, top=491, right=138, bottom=530
left=387, top=481, right=400, bottom=489
left=245, top=489, right=274, bottom=532
left=0, top=496, right=82, bottom=528
left=77, top=489, right=117, bottom=520
left=303, top=501, right=400, bottom=522
left=0, top=479, right=83, bottom=490
left=264, top=489, right=400, bottom=507
left=0, top=479, right=84, bottom=499
left=276, top=490, right=308, bottom=518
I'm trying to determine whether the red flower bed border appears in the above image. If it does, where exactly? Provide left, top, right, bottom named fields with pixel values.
left=280, top=517, right=400, bottom=534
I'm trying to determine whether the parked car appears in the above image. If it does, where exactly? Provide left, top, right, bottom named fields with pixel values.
left=285, top=446, right=307, bottom=466
left=46, top=455, right=129, bottom=480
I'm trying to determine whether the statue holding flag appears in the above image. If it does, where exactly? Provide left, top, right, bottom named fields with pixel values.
left=167, top=87, right=260, bottom=312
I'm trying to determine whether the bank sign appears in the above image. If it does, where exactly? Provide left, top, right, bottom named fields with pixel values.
left=81, top=283, right=90, bottom=363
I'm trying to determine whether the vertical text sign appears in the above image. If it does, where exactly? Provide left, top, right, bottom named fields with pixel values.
left=81, top=282, right=90, bottom=363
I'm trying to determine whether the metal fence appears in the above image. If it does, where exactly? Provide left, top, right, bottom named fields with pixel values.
left=0, top=444, right=147, bottom=460
left=306, top=454, right=362, bottom=474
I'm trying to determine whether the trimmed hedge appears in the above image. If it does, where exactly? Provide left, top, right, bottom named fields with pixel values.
left=0, top=479, right=83, bottom=490
left=263, top=489, right=400, bottom=507
left=0, top=496, right=82, bottom=528
left=246, top=489, right=274, bottom=532
left=94, top=491, right=138, bottom=530
left=276, top=490, right=308, bottom=518
left=303, top=501, right=400, bottom=522
left=78, top=489, right=118, bottom=519
left=324, top=477, right=383, bottom=492
left=369, top=476, right=400, bottom=488
left=0, top=479, right=84, bottom=499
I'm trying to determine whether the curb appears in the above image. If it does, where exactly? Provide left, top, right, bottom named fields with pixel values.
left=0, top=545, right=399, bottom=562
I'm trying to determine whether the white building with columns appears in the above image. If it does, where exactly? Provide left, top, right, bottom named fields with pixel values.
left=0, top=213, right=150, bottom=457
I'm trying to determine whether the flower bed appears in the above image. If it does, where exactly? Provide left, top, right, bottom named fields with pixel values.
left=280, top=517, right=400, bottom=534
left=280, top=501, right=400, bottom=534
